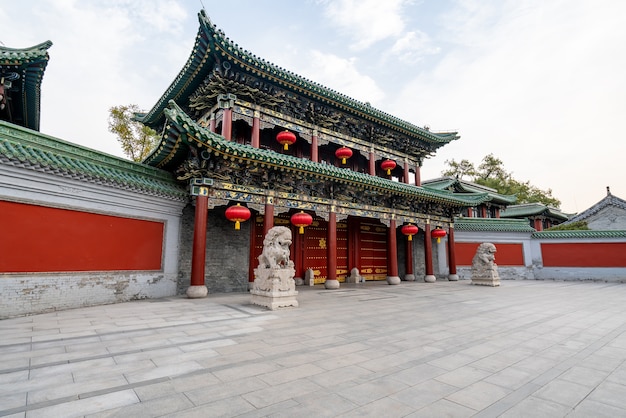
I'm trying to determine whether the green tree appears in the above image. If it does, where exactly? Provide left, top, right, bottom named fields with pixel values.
left=108, top=104, right=159, bottom=162
left=441, top=159, right=476, bottom=179
left=443, top=154, right=561, bottom=207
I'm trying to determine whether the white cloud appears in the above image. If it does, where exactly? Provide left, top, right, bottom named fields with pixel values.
left=321, top=0, right=411, bottom=50
left=391, top=30, right=440, bottom=63
left=393, top=0, right=626, bottom=212
left=300, top=50, right=386, bottom=105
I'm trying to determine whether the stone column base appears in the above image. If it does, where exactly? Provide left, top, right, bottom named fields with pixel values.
left=386, top=276, right=401, bottom=285
left=186, top=285, right=208, bottom=298
left=324, top=279, right=340, bottom=289
left=404, top=274, right=416, bottom=282
left=424, top=275, right=437, bottom=283
left=448, top=274, right=459, bottom=281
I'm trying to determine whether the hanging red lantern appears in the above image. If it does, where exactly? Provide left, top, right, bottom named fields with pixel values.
left=225, top=203, right=251, bottom=230
left=381, top=159, right=396, bottom=175
left=401, top=224, right=419, bottom=241
left=335, top=146, right=353, bottom=164
left=276, top=130, right=296, bottom=150
left=290, top=211, right=313, bottom=234
left=431, top=227, right=447, bottom=243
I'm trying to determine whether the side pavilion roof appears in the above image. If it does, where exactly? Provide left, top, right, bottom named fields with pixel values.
left=422, top=176, right=517, bottom=205
left=144, top=101, right=490, bottom=208
left=500, top=203, right=569, bottom=221
left=564, top=188, right=626, bottom=224
left=136, top=10, right=458, bottom=158
left=0, top=41, right=52, bottom=131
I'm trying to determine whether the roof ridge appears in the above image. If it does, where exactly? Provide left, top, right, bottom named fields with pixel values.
left=533, top=230, right=626, bottom=239
left=139, top=10, right=458, bottom=147
left=0, top=40, right=53, bottom=55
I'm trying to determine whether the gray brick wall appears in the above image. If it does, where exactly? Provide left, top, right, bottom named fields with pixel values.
left=177, top=204, right=251, bottom=295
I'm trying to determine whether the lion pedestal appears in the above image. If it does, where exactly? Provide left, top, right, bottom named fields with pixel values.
left=471, top=242, right=500, bottom=287
left=251, top=226, right=299, bottom=310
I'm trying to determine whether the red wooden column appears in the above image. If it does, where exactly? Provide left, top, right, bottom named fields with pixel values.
left=403, top=159, right=410, bottom=184
left=187, top=184, right=209, bottom=298
left=293, top=221, right=305, bottom=283
left=218, top=93, right=235, bottom=140
left=387, top=218, right=401, bottom=284
left=534, top=218, right=543, bottom=231
left=251, top=110, right=260, bottom=148
left=369, top=148, right=376, bottom=176
left=424, top=220, right=436, bottom=283
left=404, top=233, right=415, bottom=281
left=311, top=129, right=319, bottom=162
left=448, top=224, right=459, bottom=281
left=209, top=114, right=216, bottom=133
left=248, top=220, right=257, bottom=287
left=325, top=209, right=340, bottom=289
left=263, top=196, right=274, bottom=235
left=221, top=109, right=232, bottom=140
left=415, top=161, right=422, bottom=186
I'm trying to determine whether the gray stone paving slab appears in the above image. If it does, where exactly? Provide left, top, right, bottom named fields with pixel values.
left=2, top=280, right=626, bottom=417
left=407, top=398, right=476, bottom=417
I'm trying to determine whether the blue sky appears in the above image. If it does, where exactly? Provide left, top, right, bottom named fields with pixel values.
left=3, top=0, right=626, bottom=214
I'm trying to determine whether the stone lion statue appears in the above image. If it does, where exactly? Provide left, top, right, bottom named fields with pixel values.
left=471, top=242, right=500, bottom=286
left=472, top=242, right=497, bottom=267
left=258, top=226, right=294, bottom=270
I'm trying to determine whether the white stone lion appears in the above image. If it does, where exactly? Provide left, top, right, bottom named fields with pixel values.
left=471, top=242, right=500, bottom=286
left=472, top=242, right=497, bottom=268
left=258, top=226, right=294, bottom=270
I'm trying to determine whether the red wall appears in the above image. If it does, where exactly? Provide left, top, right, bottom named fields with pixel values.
left=541, top=243, right=626, bottom=267
left=456, top=242, right=524, bottom=266
left=0, top=200, right=164, bottom=273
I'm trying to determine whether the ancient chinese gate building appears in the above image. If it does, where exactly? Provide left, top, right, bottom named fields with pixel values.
left=137, top=11, right=489, bottom=294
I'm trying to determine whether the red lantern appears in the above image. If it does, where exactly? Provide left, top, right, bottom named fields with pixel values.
left=225, top=203, right=251, bottom=230
left=431, top=227, right=447, bottom=243
left=381, top=159, right=396, bottom=175
left=335, top=146, right=353, bottom=164
left=291, top=211, right=313, bottom=234
left=276, top=130, right=296, bottom=150
left=401, top=224, right=419, bottom=241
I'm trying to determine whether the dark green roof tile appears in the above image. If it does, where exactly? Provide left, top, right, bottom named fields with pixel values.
left=145, top=101, right=488, bottom=207
left=0, top=121, right=187, bottom=201
left=532, top=230, right=626, bottom=239
left=454, top=217, right=536, bottom=232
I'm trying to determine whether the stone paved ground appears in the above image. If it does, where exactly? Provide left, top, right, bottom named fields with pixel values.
left=1, top=280, right=626, bottom=417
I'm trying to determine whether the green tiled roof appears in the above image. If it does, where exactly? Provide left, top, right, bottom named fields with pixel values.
left=137, top=10, right=458, bottom=151
left=454, top=217, right=536, bottom=232
left=532, top=230, right=626, bottom=239
left=501, top=203, right=568, bottom=221
left=0, top=41, right=52, bottom=131
left=423, top=177, right=517, bottom=205
left=0, top=121, right=187, bottom=201
left=145, top=101, right=489, bottom=207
